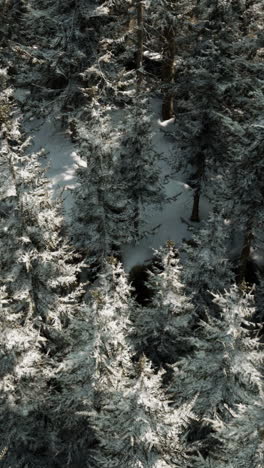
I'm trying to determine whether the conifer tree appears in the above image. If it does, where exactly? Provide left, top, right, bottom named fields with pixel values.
left=119, top=97, right=165, bottom=240
left=0, top=114, right=82, bottom=466
left=225, top=121, right=264, bottom=286
left=149, top=0, right=195, bottom=120
left=133, top=241, right=194, bottom=368
left=71, top=105, right=134, bottom=275
left=182, top=212, right=234, bottom=317
left=53, top=258, right=194, bottom=467
left=48, top=257, right=135, bottom=465
left=169, top=286, right=263, bottom=420
left=168, top=285, right=263, bottom=461
left=90, top=355, right=194, bottom=468
left=171, top=0, right=246, bottom=221
left=211, top=396, right=264, bottom=468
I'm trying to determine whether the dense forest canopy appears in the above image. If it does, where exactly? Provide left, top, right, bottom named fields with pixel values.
left=0, top=1, right=263, bottom=467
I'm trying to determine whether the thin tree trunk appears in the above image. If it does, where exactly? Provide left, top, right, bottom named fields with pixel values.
left=133, top=201, right=140, bottom=240
left=237, top=219, right=254, bottom=285
left=162, top=94, right=175, bottom=122
left=162, top=28, right=175, bottom=121
left=190, top=152, right=204, bottom=222
left=136, top=0, right=144, bottom=91
left=190, top=189, right=200, bottom=222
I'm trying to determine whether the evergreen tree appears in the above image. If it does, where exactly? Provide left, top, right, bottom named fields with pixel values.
left=0, top=114, right=82, bottom=466
left=171, top=0, right=247, bottom=221
left=119, top=97, right=165, bottom=240
left=71, top=105, right=134, bottom=276
left=53, top=258, right=194, bottom=467
left=182, top=212, right=234, bottom=317
left=90, top=355, right=194, bottom=468
left=149, top=0, right=195, bottom=120
left=211, top=396, right=264, bottom=468
left=132, top=241, right=194, bottom=368
left=224, top=119, right=264, bottom=286
left=169, top=286, right=263, bottom=420
left=48, top=257, right=135, bottom=466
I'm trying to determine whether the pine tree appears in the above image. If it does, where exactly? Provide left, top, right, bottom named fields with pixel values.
left=182, top=212, right=234, bottom=317
left=148, top=0, right=195, bottom=120
left=211, top=396, right=264, bottom=468
left=169, top=286, right=263, bottom=420
left=0, top=114, right=83, bottom=466
left=71, top=105, right=134, bottom=276
left=119, top=97, right=165, bottom=240
left=90, top=355, right=194, bottom=468
left=168, top=285, right=263, bottom=460
left=223, top=118, right=264, bottom=287
left=171, top=0, right=247, bottom=221
left=132, top=241, right=194, bottom=368
left=53, top=258, right=195, bottom=467
left=50, top=258, right=136, bottom=466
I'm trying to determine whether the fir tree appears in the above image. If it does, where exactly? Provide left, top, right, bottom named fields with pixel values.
left=90, top=355, right=194, bottom=468
left=132, top=241, right=194, bottom=368
left=0, top=114, right=82, bottom=466
left=119, top=97, right=165, bottom=240
left=169, top=286, right=263, bottom=420
left=211, top=396, right=264, bottom=468
left=182, top=212, right=234, bottom=317
left=53, top=258, right=194, bottom=467
left=148, top=0, right=195, bottom=120
left=71, top=105, right=134, bottom=276
left=50, top=258, right=136, bottom=466
left=171, top=0, right=246, bottom=221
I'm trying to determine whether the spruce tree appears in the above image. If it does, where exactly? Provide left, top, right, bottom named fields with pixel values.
left=0, top=114, right=82, bottom=466
left=132, top=241, right=194, bottom=368
left=71, top=105, right=134, bottom=276
left=171, top=0, right=246, bottom=221
left=182, top=212, right=234, bottom=317
left=211, top=396, right=264, bottom=468
left=119, top=97, right=165, bottom=240
left=53, top=258, right=194, bottom=467
left=169, top=286, right=263, bottom=420
left=148, top=0, right=195, bottom=120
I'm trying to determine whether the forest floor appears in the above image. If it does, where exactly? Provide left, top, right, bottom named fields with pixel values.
left=21, top=95, right=212, bottom=270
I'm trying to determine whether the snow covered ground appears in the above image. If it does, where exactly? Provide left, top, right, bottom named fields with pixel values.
left=22, top=97, right=211, bottom=270
left=120, top=98, right=210, bottom=269
left=24, top=117, right=86, bottom=221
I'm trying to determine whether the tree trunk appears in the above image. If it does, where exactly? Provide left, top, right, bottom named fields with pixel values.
left=133, top=202, right=140, bottom=240
left=237, top=220, right=254, bottom=285
left=161, top=27, right=175, bottom=121
left=190, top=189, right=200, bottom=222
left=136, top=0, right=144, bottom=91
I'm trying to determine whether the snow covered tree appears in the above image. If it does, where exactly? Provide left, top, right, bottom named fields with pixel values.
left=169, top=285, right=263, bottom=445
left=43, top=258, right=134, bottom=466
left=0, top=285, right=56, bottom=468
left=90, top=355, right=195, bottom=468
left=132, top=241, right=194, bottom=369
left=149, top=0, right=195, bottom=120
left=222, top=119, right=264, bottom=287
left=51, top=258, right=195, bottom=467
left=119, top=97, right=165, bottom=240
left=170, top=0, right=250, bottom=221
left=0, top=113, right=83, bottom=466
left=182, top=212, right=235, bottom=318
left=210, top=395, right=264, bottom=468
left=167, top=284, right=264, bottom=461
left=71, top=105, right=134, bottom=277
left=0, top=125, right=82, bottom=346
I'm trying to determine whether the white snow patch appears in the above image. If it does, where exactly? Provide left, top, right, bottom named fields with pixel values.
left=24, top=118, right=84, bottom=219
left=158, top=117, right=175, bottom=127
left=119, top=98, right=211, bottom=270
left=143, top=51, right=162, bottom=60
